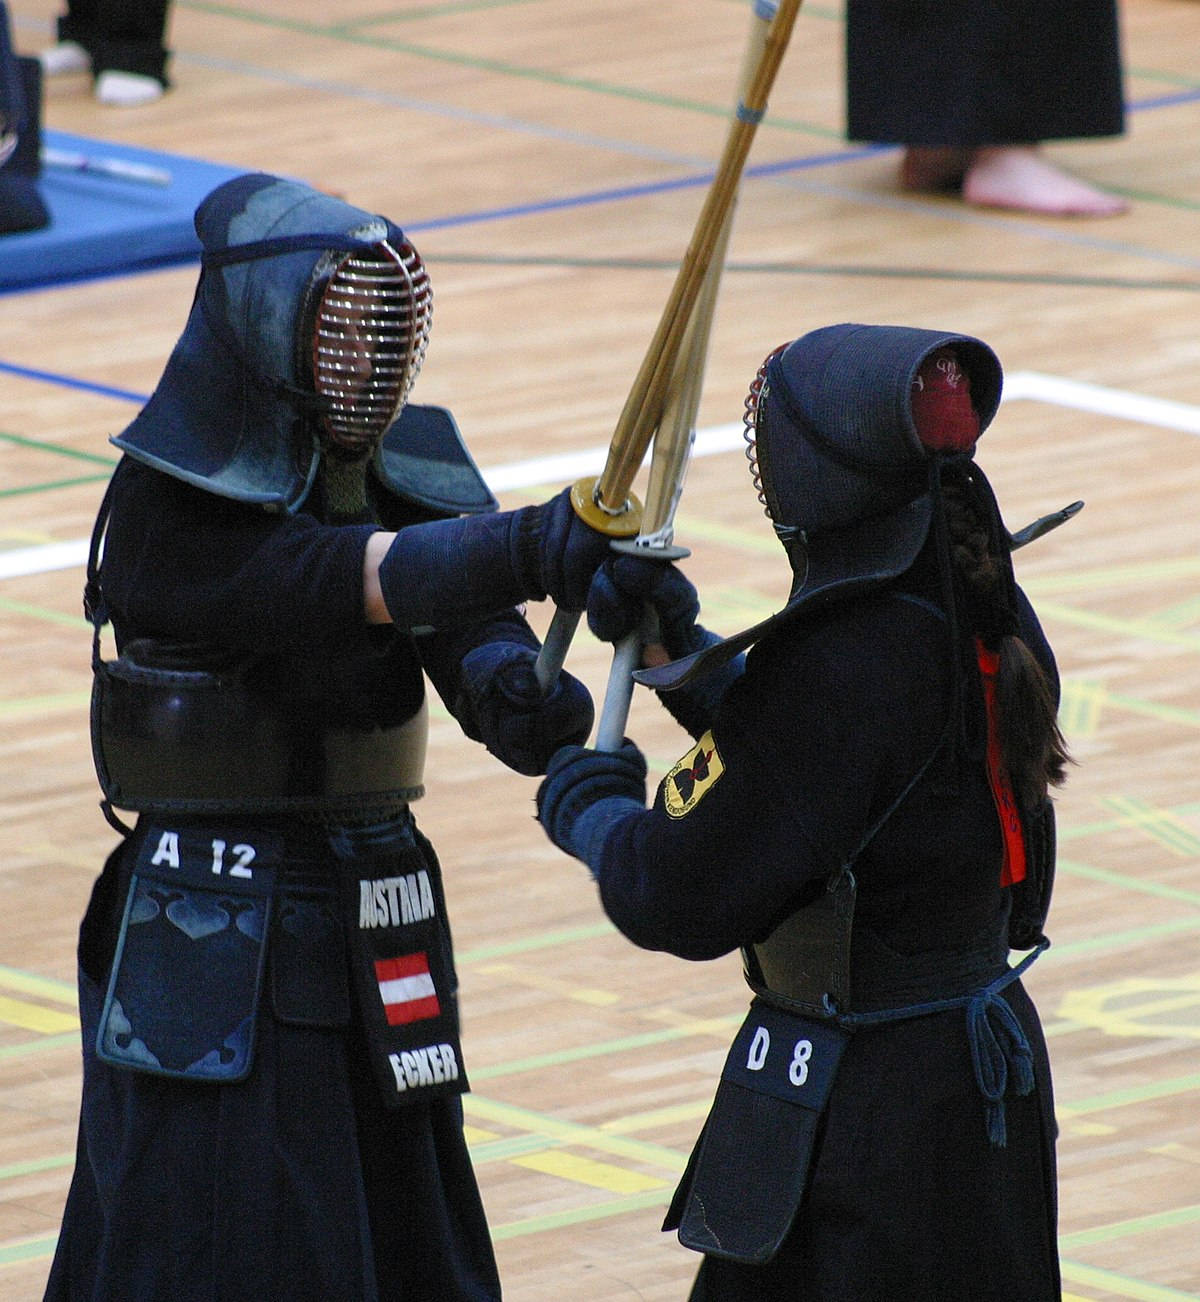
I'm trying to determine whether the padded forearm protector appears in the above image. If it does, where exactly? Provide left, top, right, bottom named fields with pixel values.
left=378, top=509, right=543, bottom=630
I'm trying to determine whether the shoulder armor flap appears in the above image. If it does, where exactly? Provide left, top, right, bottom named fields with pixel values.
left=373, top=404, right=498, bottom=517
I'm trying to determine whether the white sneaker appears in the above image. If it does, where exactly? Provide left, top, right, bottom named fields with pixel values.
left=95, top=70, right=163, bottom=107
left=39, top=40, right=89, bottom=76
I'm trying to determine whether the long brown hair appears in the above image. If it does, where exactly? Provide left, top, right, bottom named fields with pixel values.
left=942, top=479, right=1071, bottom=807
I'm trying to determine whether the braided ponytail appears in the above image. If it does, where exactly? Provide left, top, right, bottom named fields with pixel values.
left=942, top=480, right=1070, bottom=807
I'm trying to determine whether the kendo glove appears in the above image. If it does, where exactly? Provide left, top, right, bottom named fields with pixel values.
left=378, top=487, right=613, bottom=631
left=587, top=555, right=743, bottom=739
left=587, top=556, right=709, bottom=659
left=456, top=640, right=595, bottom=776
left=518, top=486, right=616, bottom=611
left=536, top=739, right=647, bottom=870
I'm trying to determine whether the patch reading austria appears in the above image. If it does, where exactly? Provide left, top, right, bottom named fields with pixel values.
left=665, top=730, right=725, bottom=819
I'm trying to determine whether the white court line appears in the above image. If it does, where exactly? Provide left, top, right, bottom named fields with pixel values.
left=1004, top=371, right=1200, bottom=436
left=4, top=372, right=1199, bottom=583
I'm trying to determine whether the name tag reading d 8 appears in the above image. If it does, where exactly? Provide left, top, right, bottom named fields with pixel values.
left=721, top=1004, right=849, bottom=1108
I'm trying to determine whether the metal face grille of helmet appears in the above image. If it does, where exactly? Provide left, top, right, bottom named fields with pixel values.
left=742, top=343, right=789, bottom=522
left=312, top=238, right=432, bottom=455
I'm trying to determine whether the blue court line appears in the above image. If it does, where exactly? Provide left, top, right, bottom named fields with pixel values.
left=0, top=361, right=149, bottom=405
left=1129, top=88, right=1200, bottom=112
left=405, top=145, right=884, bottom=232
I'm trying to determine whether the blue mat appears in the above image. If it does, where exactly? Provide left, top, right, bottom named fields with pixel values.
left=0, top=129, right=247, bottom=293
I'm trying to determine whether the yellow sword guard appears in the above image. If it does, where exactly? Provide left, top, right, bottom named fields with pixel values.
left=570, top=476, right=644, bottom=537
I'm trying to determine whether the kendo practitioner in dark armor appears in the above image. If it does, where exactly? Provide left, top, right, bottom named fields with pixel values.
left=537, top=323, right=1074, bottom=1300
left=40, top=0, right=171, bottom=106
left=47, top=172, right=616, bottom=1302
left=846, top=0, right=1127, bottom=216
left=0, top=1, right=50, bottom=234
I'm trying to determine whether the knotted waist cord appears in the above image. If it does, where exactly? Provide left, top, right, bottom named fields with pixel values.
left=834, top=939, right=1048, bottom=1147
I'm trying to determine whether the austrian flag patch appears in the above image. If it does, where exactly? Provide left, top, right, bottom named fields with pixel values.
left=375, top=953, right=440, bottom=1026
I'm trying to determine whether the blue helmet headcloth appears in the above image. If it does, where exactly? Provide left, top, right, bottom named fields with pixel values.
left=112, top=172, right=430, bottom=512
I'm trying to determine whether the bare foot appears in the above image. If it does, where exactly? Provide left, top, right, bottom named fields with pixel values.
left=962, top=146, right=1128, bottom=217
left=900, top=147, right=972, bottom=193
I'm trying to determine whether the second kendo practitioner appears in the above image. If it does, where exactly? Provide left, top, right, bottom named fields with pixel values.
left=537, top=324, right=1074, bottom=1300
left=47, top=173, right=615, bottom=1301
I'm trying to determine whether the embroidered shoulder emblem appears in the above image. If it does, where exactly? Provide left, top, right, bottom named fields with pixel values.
left=664, top=730, right=725, bottom=819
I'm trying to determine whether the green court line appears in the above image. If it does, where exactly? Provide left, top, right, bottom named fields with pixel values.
left=1106, top=186, right=1200, bottom=216
left=468, top=1132, right=571, bottom=1164
left=0, top=691, right=89, bottom=720
left=1056, top=859, right=1200, bottom=910
left=1059, top=803, right=1200, bottom=842
left=336, top=0, right=547, bottom=28
left=468, top=1017, right=739, bottom=1082
left=1060, top=1258, right=1200, bottom=1302
left=1062, top=1072, right=1200, bottom=1118
left=672, top=511, right=780, bottom=555
left=429, top=252, right=1200, bottom=295
left=0, top=1234, right=56, bottom=1268
left=1143, top=595, right=1200, bottom=632
left=0, top=1154, right=74, bottom=1182
left=0, top=475, right=111, bottom=499
left=0, top=1033, right=78, bottom=1061
left=1047, top=679, right=1200, bottom=739
left=1048, top=916, right=1200, bottom=959
left=1061, top=1203, right=1200, bottom=1251
left=457, top=922, right=615, bottom=963
left=0, top=432, right=116, bottom=466
left=1095, top=691, right=1200, bottom=731
left=1127, top=65, right=1200, bottom=91
left=489, top=1187, right=667, bottom=1241
left=1035, top=601, right=1200, bottom=654
left=178, top=0, right=843, bottom=136
left=464, top=1093, right=686, bottom=1172
left=1022, top=558, right=1200, bottom=596
left=0, top=598, right=88, bottom=629
left=1103, top=797, right=1200, bottom=856
left=0, top=965, right=77, bottom=1004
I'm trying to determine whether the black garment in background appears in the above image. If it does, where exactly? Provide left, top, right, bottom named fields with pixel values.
left=57, top=0, right=170, bottom=85
left=0, top=58, right=49, bottom=233
left=846, top=0, right=1124, bottom=147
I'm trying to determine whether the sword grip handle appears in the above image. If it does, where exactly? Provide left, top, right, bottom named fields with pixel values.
left=594, top=629, right=642, bottom=753
left=534, top=606, right=583, bottom=694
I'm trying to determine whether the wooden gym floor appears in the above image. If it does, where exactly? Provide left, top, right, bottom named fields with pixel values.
left=2, top=1, right=1199, bottom=1297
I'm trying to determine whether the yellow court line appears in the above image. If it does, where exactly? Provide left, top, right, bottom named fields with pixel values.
left=464, top=1094, right=686, bottom=1174
left=1060, top=977, right=1200, bottom=1042
left=0, top=966, right=78, bottom=1004
left=1102, top=797, right=1200, bottom=856
left=1061, top=1251, right=1200, bottom=1301
left=511, top=1150, right=668, bottom=1194
left=0, top=995, right=79, bottom=1035
left=1035, top=600, right=1200, bottom=654
left=475, top=961, right=620, bottom=1007
left=1022, top=557, right=1200, bottom=597
left=1058, top=680, right=1108, bottom=737
left=1145, top=595, right=1200, bottom=632
left=0, top=691, right=90, bottom=721
left=600, top=1100, right=712, bottom=1134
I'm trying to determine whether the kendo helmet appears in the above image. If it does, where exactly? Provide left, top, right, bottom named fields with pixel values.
left=635, top=323, right=1010, bottom=691
left=743, top=322, right=1002, bottom=600
left=112, top=173, right=432, bottom=511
